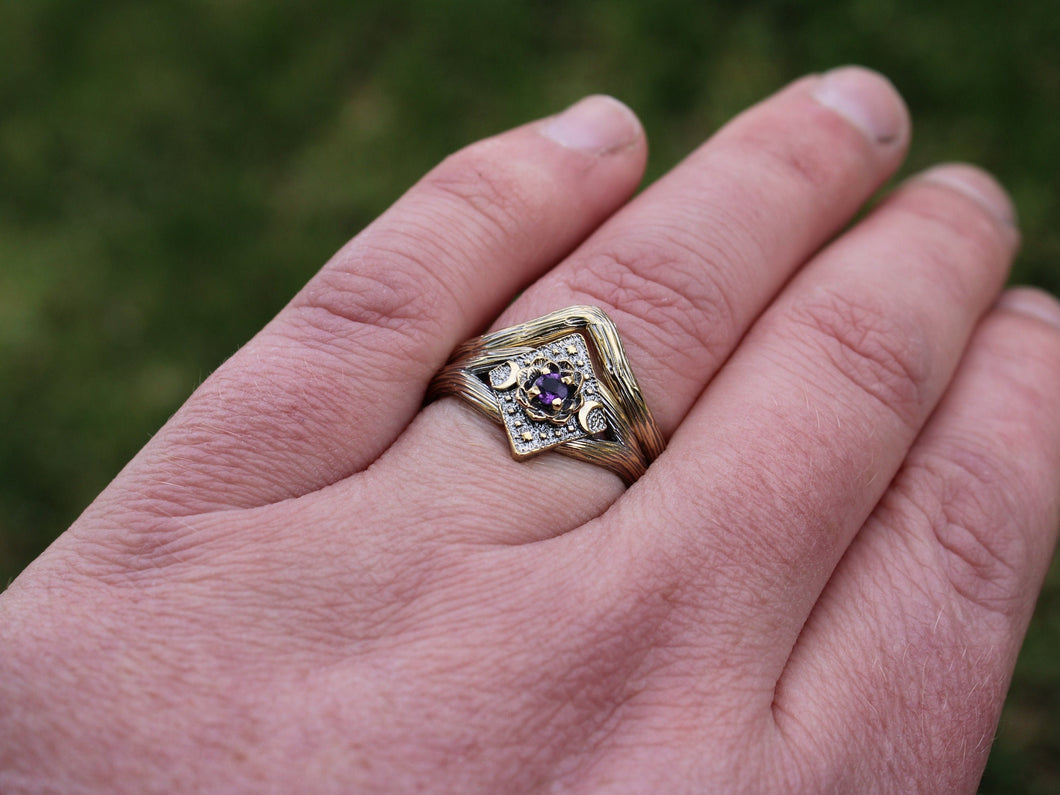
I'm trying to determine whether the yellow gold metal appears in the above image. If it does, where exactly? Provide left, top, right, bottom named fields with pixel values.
left=492, top=361, right=520, bottom=390
left=427, top=305, right=665, bottom=485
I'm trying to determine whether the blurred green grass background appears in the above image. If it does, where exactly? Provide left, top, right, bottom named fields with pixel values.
left=1, top=0, right=1057, bottom=789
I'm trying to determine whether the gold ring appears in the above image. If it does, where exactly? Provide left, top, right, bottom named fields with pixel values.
left=428, top=306, right=665, bottom=484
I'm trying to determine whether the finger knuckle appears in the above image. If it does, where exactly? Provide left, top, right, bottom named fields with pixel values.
left=904, top=445, right=1032, bottom=618
left=293, top=240, right=453, bottom=364
left=724, top=124, right=847, bottom=198
left=783, top=288, right=931, bottom=431
left=562, top=229, right=741, bottom=369
left=290, top=139, right=551, bottom=354
left=423, top=141, right=544, bottom=247
left=907, top=179, right=1010, bottom=252
left=69, top=510, right=213, bottom=582
left=889, top=188, right=1011, bottom=303
left=304, top=245, right=448, bottom=329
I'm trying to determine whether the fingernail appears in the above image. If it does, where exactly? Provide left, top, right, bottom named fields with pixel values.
left=542, top=95, right=642, bottom=155
left=996, top=288, right=1060, bottom=331
left=918, top=163, right=1019, bottom=228
left=812, top=66, right=908, bottom=146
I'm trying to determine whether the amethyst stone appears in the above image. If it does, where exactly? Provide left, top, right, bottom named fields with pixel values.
left=533, top=373, right=570, bottom=408
left=515, top=356, right=584, bottom=424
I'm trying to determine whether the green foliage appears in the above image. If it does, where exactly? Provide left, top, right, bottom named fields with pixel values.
left=1, top=0, right=1057, bottom=788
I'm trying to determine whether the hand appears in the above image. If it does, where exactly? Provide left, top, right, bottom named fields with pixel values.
left=3, top=66, right=1059, bottom=794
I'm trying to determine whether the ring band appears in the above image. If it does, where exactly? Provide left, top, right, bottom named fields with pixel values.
left=428, top=306, right=665, bottom=484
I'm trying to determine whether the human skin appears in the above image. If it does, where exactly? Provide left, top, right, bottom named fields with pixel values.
left=2, top=66, right=1060, bottom=793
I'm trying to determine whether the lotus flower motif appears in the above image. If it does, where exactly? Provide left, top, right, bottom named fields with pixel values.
left=515, top=357, right=584, bottom=424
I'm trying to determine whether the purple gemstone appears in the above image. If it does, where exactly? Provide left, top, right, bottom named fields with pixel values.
left=533, top=373, right=570, bottom=409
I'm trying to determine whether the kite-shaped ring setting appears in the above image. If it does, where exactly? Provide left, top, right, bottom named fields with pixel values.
left=427, top=306, right=665, bottom=485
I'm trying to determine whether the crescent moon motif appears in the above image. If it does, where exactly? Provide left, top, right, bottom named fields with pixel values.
left=578, top=400, right=606, bottom=434
left=492, top=360, right=521, bottom=390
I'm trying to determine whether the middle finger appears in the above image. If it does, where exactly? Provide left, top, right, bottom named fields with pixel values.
left=374, top=67, right=911, bottom=542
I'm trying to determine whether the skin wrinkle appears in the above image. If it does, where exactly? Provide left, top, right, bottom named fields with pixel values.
left=698, top=155, right=795, bottom=258
left=297, top=244, right=460, bottom=340
left=125, top=432, right=300, bottom=515
left=776, top=285, right=933, bottom=435
left=888, top=182, right=1019, bottom=267
left=386, top=135, right=577, bottom=291
left=422, top=155, right=552, bottom=254
left=560, top=250, right=717, bottom=402
left=95, top=377, right=334, bottom=519
left=568, top=233, right=717, bottom=341
left=917, top=454, right=1029, bottom=617
left=879, top=318, right=1060, bottom=624
left=725, top=109, right=875, bottom=202
left=431, top=166, right=592, bottom=288
left=705, top=94, right=889, bottom=224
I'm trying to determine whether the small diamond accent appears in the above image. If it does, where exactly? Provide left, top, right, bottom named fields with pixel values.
left=489, top=363, right=511, bottom=388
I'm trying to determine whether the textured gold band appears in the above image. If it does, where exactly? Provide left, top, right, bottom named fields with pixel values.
left=427, top=306, right=664, bottom=484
